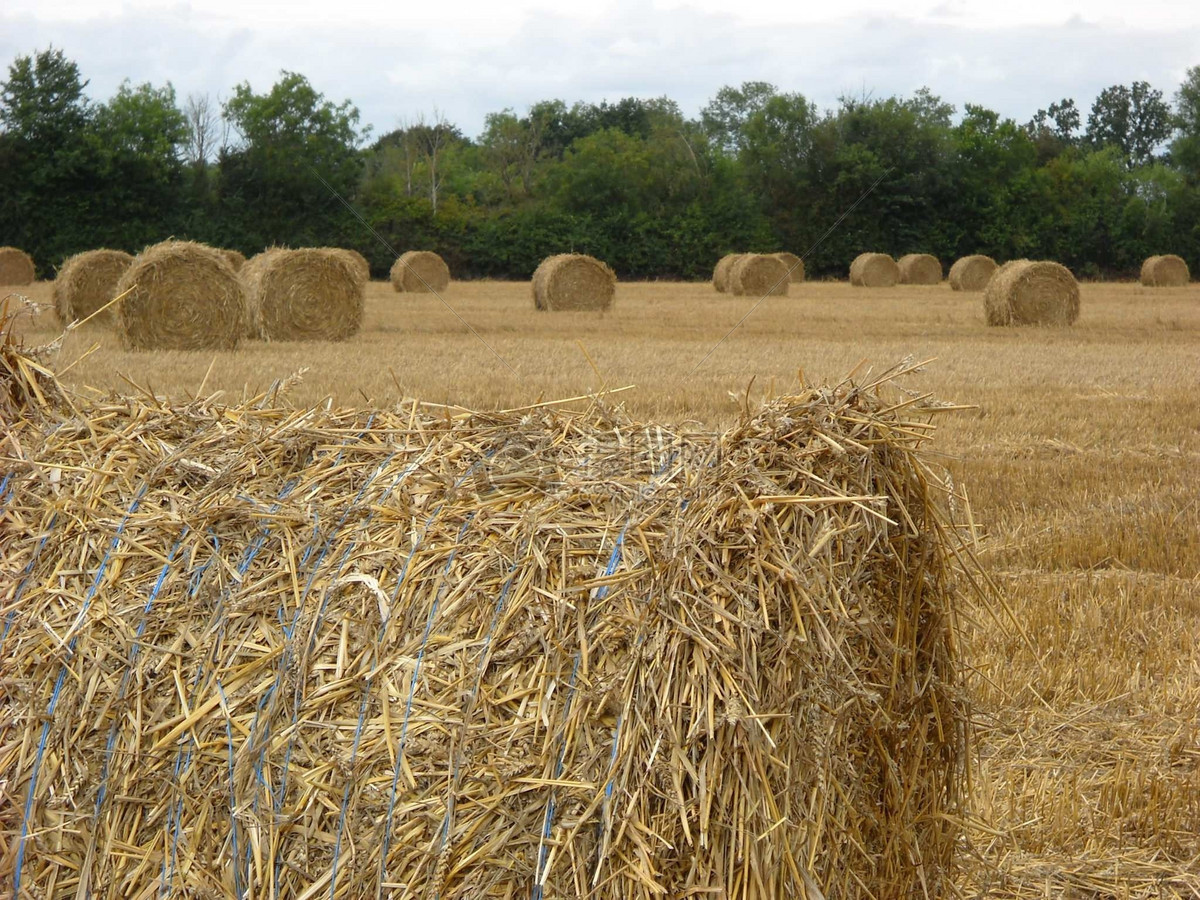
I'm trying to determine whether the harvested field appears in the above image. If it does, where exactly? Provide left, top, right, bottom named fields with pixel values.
left=4, top=278, right=1200, bottom=899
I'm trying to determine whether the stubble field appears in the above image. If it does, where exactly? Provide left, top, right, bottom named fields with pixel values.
left=8, top=277, right=1200, bottom=896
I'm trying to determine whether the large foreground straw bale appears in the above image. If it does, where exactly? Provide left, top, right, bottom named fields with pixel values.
left=240, top=247, right=364, bottom=342
left=114, top=240, right=244, bottom=350
left=850, top=252, right=899, bottom=287
left=772, top=251, right=805, bottom=283
left=0, top=246, right=36, bottom=284
left=984, top=259, right=1080, bottom=326
left=712, top=252, right=746, bottom=292
left=532, top=253, right=616, bottom=310
left=730, top=252, right=789, bottom=296
left=949, top=254, right=998, bottom=291
left=0, top=329, right=969, bottom=900
left=337, top=248, right=371, bottom=283
left=52, top=248, right=133, bottom=324
left=390, top=249, right=450, bottom=292
left=898, top=253, right=942, bottom=285
left=220, top=248, right=246, bottom=271
left=1139, top=254, right=1189, bottom=287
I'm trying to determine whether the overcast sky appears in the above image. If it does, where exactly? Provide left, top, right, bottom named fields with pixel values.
left=2, top=0, right=1198, bottom=141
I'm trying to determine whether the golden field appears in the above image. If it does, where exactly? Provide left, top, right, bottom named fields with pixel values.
left=7, top=277, right=1200, bottom=896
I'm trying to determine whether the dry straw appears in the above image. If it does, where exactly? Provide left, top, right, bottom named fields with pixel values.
left=114, top=240, right=245, bottom=350
left=52, top=248, right=133, bottom=324
left=337, top=248, right=371, bottom=283
left=772, top=251, right=805, bottom=283
left=240, top=247, right=365, bottom=342
left=984, top=259, right=1080, bottom=326
left=1139, top=254, right=1190, bottom=287
left=730, top=253, right=789, bottom=296
left=0, top=316, right=970, bottom=899
left=712, top=253, right=746, bottom=292
left=849, top=252, right=900, bottom=287
left=532, top=253, right=616, bottom=310
left=897, top=253, right=943, bottom=285
left=0, top=246, right=36, bottom=285
left=220, top=248, right=247, bottom=271
left=949, top=255, right=998, bottom=292
left=390, top=249, right=450, bottom=293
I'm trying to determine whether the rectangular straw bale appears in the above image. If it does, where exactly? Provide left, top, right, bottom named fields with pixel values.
left=1, top=312, right=970, bottom=899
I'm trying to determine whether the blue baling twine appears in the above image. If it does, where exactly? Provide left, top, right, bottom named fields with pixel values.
left=14, top=483, right=147, bottom=893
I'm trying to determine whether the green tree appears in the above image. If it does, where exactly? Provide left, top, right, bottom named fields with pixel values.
left=219, top=71, right=366, bottom=247
left=1170, top=66, right=1200, bottom=180
left=0, top=48, right=97, bottom=272
left=1086, top=82, right=1171, bottom=166
left=87, top=80, right=189, bottom=248
left=701, top=81, right=777, bottom=155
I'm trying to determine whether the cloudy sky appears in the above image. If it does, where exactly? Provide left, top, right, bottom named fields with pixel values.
left=2, top=0, right=1198, bottom=140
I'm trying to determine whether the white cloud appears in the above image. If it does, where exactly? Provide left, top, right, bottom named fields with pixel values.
left=0, top=2, right=1196, bottom=140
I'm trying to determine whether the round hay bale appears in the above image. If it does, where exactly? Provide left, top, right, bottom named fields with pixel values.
left=983, top=259, right=1080, bottom=326
left=1139, top=254, right=1189, bottom=287
left=0, top=246, right=36, bottom=285
left=849, top=253, right=899, bottom=287
left=712, top=253, right=746, bottom=293
left=220, top=249, right=246, bottom=272
left=52, top=249, right=133, bottom=325
left=390, top=250, right=450, bottom=293
left=772, top=252, right=805, bottom=284
left=897, top=253, right=942, bottom=285
left=240, top=248, right=363, bottom=343
left=114, top=240, right=244, bottom=350
left=948, top=255, right=998, bottom=292
left=730, top=253, right=789, bottom=297
left=532, top=253, right=616, bottom=311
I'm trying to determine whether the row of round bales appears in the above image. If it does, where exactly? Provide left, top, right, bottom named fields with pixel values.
left=49, top=242, right=371, bottom=349
left=850, top=251, right=1083, bottom=325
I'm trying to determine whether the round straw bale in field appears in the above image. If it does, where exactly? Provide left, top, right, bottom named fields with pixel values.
left=114, top=240, right=244, bottom=350
left=772, top=251, right=805, bottom=283
left=52, top=249, right=133, bottom=324
left=220, top=248, right=246, bottom=271
left=849, top=252, right=899, bottom=287
left=730, top=253, right=789, bottom=296
left=984, top=259, right=1080, bottom=326
left=390, top=250, right=450, bottom=293
left=948, top=254, right=998, bottom=291
left=1, top=348, right=970, bottom=900
left=240, top=248, right=363, bottom=343
left=712, top=253, right=746, bottom=292
left=532, top=253, right=616, bottom=310
left=897, top=253, right=942, bottom=285
left=1139, top=254, right=1189, bottom=287
left=0, top=246, right=36, bottom=285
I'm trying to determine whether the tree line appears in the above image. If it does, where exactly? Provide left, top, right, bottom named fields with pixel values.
left=2, top=47, right=1199, bottom=280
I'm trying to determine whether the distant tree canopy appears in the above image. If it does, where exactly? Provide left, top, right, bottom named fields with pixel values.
left=2, top=49, right=1199, bottom=279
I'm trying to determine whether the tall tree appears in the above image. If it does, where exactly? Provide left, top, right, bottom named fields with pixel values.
left=220, top=71, right=366, bottom=246
left=0, top=48, right=97, bottom=271
left=1086, top=82, right=1171, bottom=166
left=701, top=81, right=777, bottom=155
left=1170, top=66, right=1200, bottom=179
